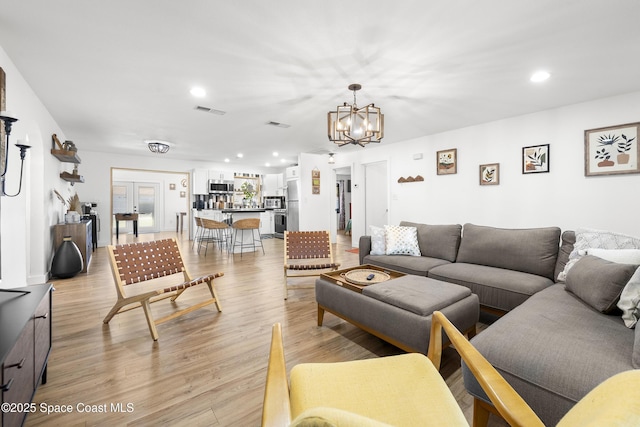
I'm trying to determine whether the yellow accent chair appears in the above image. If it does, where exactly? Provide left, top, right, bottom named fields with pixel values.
left=262, top=311, right=640, bottom=426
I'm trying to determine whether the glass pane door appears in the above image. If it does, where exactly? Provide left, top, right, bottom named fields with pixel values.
left=135, top=183, right=160, bottom=233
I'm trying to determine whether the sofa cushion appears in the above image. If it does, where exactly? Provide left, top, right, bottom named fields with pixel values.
left=362, top=276, right=471, bottom=316
left=369, top=226, right=386, bottom=255
left=554, top=230, right=576, bottom=282
left=463, top=284, right=634, bottom=426
left=362, top=254, right=450, bottom=277
left=584, top=248, right=640, bottom=328
left=384, top=225, right=420, bottom=256
left=558, top=227, right=640, bottom=282
left=428, top=263, right=553, bottom=312
left=565, top=255, right=637, bottom=313
left=456, top=223, right=560, bottom=280
left=635, top=325, right=640, bottom=369
left=399, top=222, right=462, bottom=262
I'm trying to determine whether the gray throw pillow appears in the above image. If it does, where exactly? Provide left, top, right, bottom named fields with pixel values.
left=565, top=255, right=638, bottom=313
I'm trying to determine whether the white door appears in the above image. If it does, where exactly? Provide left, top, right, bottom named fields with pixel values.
left=364, top=161, right=388, bottom=232
left=112, top=181, right=161, bottom=234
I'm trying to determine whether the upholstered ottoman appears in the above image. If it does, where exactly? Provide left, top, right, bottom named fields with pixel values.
left=316, top=274, right=479, bottom=354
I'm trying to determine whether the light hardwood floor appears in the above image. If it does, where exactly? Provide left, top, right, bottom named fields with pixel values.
left=27, top=231, right=506, bottom=426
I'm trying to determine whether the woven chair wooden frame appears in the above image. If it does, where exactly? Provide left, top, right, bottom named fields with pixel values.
left=103, top=238, right=224, bottom=340
left=283, top=231, right=340, bottom=300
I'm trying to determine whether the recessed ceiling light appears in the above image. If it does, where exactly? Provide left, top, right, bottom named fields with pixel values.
left=224, top=158, right=230, bottom=163
left=530, top=71, right=550, bottom=83
left=265, top=162, right=271, bottom=167
left=280, top=158, right=286, bottom=163
left=237, top=153, right=243, bottom=158
left=272, top=152, right=279, bottom=157
left=190, top=87, right=206, bottom=97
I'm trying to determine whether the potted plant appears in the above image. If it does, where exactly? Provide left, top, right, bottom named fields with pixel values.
left=595, top=148, right=614, bottom=167
left=240, top=181, right=255, bottom=208
left=54, top=190, right=81, bottom=222
left=617, top=134, right=636, bottom=164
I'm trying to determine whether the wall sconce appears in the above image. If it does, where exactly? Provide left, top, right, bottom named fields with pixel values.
left=328, top=153, right=335, bottom=164
left=0, top=112, right=31, bottom=197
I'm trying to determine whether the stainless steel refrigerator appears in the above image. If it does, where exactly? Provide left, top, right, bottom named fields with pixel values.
left=286, top=179, right=300, bottom=232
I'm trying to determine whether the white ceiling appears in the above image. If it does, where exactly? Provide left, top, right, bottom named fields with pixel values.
left=1, top=1, right=640, bottom=169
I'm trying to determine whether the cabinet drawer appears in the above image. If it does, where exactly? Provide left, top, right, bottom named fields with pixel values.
left=2, top=324, right=35, bottom=427
left=34, top=293, right=52, bottom=388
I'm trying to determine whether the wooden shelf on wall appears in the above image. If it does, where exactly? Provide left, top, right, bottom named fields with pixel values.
left=397, top=175, right=424, bottom=183
left=51, top=149, right=81, bottom=164
left=60, top=171, right=85, bottom=183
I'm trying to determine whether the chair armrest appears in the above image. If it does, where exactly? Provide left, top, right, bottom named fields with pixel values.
left=428, top=311, right=544, bottom=427
left=262, top=323, right=291, bottom=427
left=358, top=235, right=372, bottom=265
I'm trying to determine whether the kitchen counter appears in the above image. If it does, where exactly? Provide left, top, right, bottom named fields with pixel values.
left=222, top=209, right=266, bottom=213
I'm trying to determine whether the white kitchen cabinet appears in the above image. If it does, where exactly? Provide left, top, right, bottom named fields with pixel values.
left=262, top=173, right=283, bottom=196
left=259, top=211, right=274, bottom=236
left=208, top=170, right=234, bottom=181
left=192, top=168, right=209, bottom=194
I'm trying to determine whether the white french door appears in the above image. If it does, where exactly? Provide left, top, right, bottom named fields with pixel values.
left=112, top=181, right=161, bottom=234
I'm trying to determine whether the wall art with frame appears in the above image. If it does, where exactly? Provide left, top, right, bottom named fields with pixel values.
left=479, top=163, right=499, bottom=185
left=436, top=148, right=457, bottom=175
left=522, top=144, right=549, bottom=174
left=585, top=122, right=639, bottom=176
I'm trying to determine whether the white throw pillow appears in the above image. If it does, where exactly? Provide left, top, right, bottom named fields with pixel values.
left=558, top=228, right=640, bottom=282
left=587, top=248, right=640, bottom=328
left=384, top=225, right=421, bottom=256
left=370, top=225, right=386, bottom=255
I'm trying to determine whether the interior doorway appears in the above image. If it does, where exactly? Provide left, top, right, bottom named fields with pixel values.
left=111, top=168, right=190, bottom=239
left=364, top=161, right=388, bottom=232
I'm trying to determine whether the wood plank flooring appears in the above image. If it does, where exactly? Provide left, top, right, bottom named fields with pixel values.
left=27, top=231, right=507, bottom=426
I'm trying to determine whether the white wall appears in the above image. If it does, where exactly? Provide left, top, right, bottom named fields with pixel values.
left=340, top=90, right=640, bottom=246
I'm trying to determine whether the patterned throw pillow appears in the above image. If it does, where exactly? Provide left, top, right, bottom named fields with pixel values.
left=370, top=226, right=386, bottom=255
left=384, top=225, right=421, bottom=256
left=558, top=228, right=640, bottom=282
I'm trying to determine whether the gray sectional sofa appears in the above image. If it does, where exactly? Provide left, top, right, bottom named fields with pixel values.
left=358, top=223, right=639, bottom=424
left=360, top=222, right=563, bottom=312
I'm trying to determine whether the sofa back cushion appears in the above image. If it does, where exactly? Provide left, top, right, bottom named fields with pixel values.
left=399, top=222, right=462, bottom=262
left=456, top=223, right=561, bottom=279
left=554, top=230, right=576, bottom=282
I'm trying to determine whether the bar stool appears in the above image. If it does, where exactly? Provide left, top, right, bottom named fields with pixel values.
left=199, top=218, right=232, bottom=255
left=192, top=217, right=204, bottom=249
left=231, top=218, right=265, bottom=257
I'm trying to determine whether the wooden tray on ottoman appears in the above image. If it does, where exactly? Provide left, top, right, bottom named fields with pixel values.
left=320, top=264, right=406, bottom=293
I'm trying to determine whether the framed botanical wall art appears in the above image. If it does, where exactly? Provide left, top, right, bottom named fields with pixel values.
left=479, top=163, right=499, bottom=185
left=312, top=169, right=320, bottom=194
left=437, top=148, right=457, bottom=175
left=585, top=122, right=640, bottom=176
left=522, top=144, right=549, bottom=174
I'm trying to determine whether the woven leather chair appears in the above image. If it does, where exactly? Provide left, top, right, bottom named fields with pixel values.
left=283, top=230, right=340, bottom=299
left=262, top=311, right=640, bottom=427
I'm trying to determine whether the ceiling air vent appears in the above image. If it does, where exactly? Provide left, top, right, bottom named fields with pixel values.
left=194, top=105, right=226, bottom=115
left=266, top=121, right=291, bottom=128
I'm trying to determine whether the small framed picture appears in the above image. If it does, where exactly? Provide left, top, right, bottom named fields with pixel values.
left=437, top=148, right=457, bottom=175
left=479, top=163, right=500, bottom=185
left=179, top=191, right=186, bottom=198
left=522, top=144, right=550, bottom=174
left=584, top=122, right=640, bottom=176
left=169, top=183, right=176, bottom=190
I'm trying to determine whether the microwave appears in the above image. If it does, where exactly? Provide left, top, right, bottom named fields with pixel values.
left=209, top=180, right=233, bottom=193
left=264, top=198, right=282, bottom=209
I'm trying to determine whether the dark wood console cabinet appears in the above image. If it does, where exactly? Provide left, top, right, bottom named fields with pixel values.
left=1, top=284, right=52, bottom=427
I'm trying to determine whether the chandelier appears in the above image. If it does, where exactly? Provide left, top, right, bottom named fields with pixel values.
left=147, top=141, right=170, bottom=154
left=327, top=84, right=384, bottom=147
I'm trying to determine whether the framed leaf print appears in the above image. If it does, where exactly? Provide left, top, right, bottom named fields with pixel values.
left=522, top=144, right=550, bottom=174
left=585, top=122, right=640, bottom=176
left=479, top=163, right=499, bottom=185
